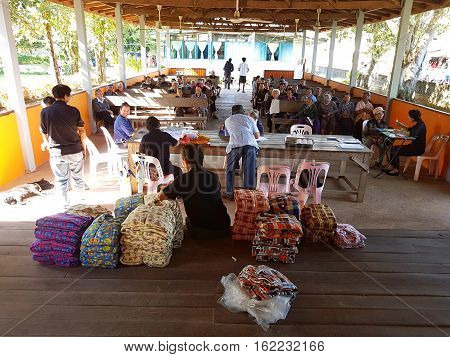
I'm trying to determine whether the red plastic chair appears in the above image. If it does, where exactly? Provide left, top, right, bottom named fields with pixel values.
left=256, top=165, right=292, bottom=197
left=292, top=161, right=330, bottom=204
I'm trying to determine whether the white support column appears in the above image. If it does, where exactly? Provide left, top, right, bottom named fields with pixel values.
left=156, top=27, right=161, bottom=72
left=165, top=30, right=171, bottom=67
left=311, top=29, right=319, bottom=75
left=74, top=0, right=94, bottom=131
left=387, top=0, right=413, bottom=100
left=350, top=10, right=365, bottom=88
left=251, top=31, right=256, bottom=64
left=208, top=31, right=213, bottom=63
left=139, top=15, right=146, bottom=76
left=301, top=30, right=307, bottom=60
left=327, top=20, right=337, bottom=80
left=0, top=0, right=35, bottom=172
left=115, top=4, right=126, bottom=85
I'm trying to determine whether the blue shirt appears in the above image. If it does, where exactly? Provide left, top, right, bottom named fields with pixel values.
left=309, top=94, right=317, bottom=103
left=224, top=114, right=259, bottom=154
left=114, top=114, right=134, bottom=143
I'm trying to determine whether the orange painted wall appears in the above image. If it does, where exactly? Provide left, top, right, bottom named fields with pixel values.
left=126, top=75, right=145, bottom=87
left=328, top=80, right=350, bottom=93
left=352, top=87, right=387, bottom=107
left=0, top=112, right=25, bottom=189
left=388, top=99, right=450, bottom=178
left=26, top=104, right=48, bottom=167
left=169, top=68, right=206, bottom=76
left=312, top=75, right=328, bottom=86
left=263, top=70, right=294, bottom=79
left=69, top=91, right=91, bottom=135
left=304, top=72, right=312, bottom=81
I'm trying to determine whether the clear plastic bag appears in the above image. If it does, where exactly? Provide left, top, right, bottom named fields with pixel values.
left=218, top=273, right=292, bottom=331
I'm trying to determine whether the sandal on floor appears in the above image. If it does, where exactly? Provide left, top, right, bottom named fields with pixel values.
left=385, top=170, right=399, bottom=176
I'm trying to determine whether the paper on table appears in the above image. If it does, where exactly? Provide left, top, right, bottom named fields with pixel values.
left=163, top=129, right=184, bottom=140
left=339, top=143, right=364, bottom=150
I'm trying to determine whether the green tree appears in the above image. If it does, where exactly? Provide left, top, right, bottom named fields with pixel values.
left=399, top=8, right=449, bottom=100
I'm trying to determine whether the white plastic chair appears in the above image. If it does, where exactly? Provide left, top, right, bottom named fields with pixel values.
left=131, top=154, right=174, bottom=194
left=290, top=124, right=312, bottom=136
left=403, top=134, right=449, bottom=181
left=100, top=126, right=128, bottom=155
left=292, top=161, right=330, bottom=204
left=256, top=165, right=291, bottom=197
left=85, top=138, right=120, bottom=184
left=362, top=120, right=369, bottom=138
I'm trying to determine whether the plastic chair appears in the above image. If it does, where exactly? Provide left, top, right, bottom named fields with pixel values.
left=256, top=165, right=291, bottom=197
left=292, top=161, right=330, bottom=204
left=362, top=120, right=369, bottom=138
left=403, top=134, right=449, bottom=181
left=290, top=124, right=312, bottom=136
left=131, top=154, right=174, bottom=194
left=100, top=126, right=128, bottom=155
left=85, top=138, right=120, bottom=184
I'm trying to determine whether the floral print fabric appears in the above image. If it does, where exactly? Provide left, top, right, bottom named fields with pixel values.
left=114, top=194, right=144, bottom=221
left=333, top=223, right=367, bottom=249
left=65, top=204, right=112, bottom=218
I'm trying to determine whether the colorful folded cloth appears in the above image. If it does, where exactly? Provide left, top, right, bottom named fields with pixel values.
left=36, top=213, right=94, bottom=235
left=120, top=204, right=177, bottom=267
left=238, top=265, right=299, bottom=302
left=114, top=194, right=144, bottom=221
left=303, top=227, right=335, bottom=243
left=32, top=213, right=94, bottom=267
left=269, top=194, right=300, bottom=220
left=65, top=204, right=112, bottom=218
left=253, top=213, right=303, bottom=263
left=301, top=204, right=337, bottom=231
left=30, top=239, right=79, bottom=255
left=80, top=214, right=121, bottom=269
left=333, top=224, right=367, bottom=249
left=232, top=190, right=270, bottom=241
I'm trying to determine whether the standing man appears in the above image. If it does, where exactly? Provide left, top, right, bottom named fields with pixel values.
left=40, top=84, right=87, bottom=206
left=237, top=57, right=249, bottom=93
left=114, top=102, right=134, bottom=148
left=224, top=105, right=260, bottom=199
left=223, top=58, right=234, bottom=90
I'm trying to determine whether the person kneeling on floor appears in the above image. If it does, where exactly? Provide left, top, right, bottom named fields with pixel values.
left=156, top=144, right=231, bottom=239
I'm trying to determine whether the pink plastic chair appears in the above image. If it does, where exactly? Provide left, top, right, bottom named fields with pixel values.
left=256, top=165, right=292, bottom=197
left=292, top=161, right=330, bottom=204
left=131, top=154, right=174, bottom=194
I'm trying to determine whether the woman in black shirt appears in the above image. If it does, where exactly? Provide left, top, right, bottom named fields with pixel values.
left=157, top=144, right=231, bottom=239
left=386, top=109, right=427, bottom=176
left=139, top=117, right=182, bottom=178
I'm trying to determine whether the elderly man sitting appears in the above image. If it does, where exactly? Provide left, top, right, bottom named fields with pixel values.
left=92, top=89, right=114, bottom=131
left=191, top=85, right=208, bottom=117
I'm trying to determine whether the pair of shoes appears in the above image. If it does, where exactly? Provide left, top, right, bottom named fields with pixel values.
left=242, top=91, right=246, bottom=93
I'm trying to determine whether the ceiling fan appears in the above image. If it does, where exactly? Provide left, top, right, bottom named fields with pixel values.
left=224, top=0, right=273, bottom=24
left=155, top=5, right=162, bottom=29
left=313, top=8, right=323, bottom=31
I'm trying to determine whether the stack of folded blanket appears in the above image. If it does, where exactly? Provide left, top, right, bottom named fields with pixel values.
left=252, top=213, right=303, bottom=264
left=233, top=189, right=270, bottom=241
left=120, top=203, right=180, bottom=267
left=268, top=194, right=300, bottom=220
left=238, top=265, right=299, bottom=302
left=301, top=204, right=337, bottom=242
left=80, top=214, right=122, bottom=268
left=333, top=223, right=367, bottom=249
left=144, top=194, right=184, bottom=248
left=65, top=204, right=111, bottom=218
left=114, top=194, right=144, bottom=222
left=31, top=213, right=94, bottom=267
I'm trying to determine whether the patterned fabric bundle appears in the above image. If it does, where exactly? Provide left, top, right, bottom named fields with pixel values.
left=301, top=204, right=337, bottom=242
left=268, top=194, right=300, bottom=220
left=252, top=213, right=303, bottom=264
left=144, top=194, right=184, bottom=248
left=114, top=194, right=144, bottom=221
left=65, top=204, right=111, bottom=218
left=232, top=189, right=270, bottom=241
left=238, top=265, right=299, bottom=302
left=31, top=213, right=93, bottom=267
left=120, top=203, right=181, bottom=267
left=80, top=214, right=122, bottom=268
left=333, top=224, right=367, bottom=249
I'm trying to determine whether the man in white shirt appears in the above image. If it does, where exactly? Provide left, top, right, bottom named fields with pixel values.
left=237, top=57, right=249, bottom=93
left=224, top=105, right=260, bottom=199
left=354, top=91, right=374, bottom=140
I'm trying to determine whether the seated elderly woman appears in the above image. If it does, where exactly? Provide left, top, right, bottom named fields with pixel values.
left=296, top=96, right=320, bottom=134
left=318, top=93, right=339, bottom=135
left=191, top=85, right=208, bottom=117
left=139, top=116, right=182, bottom=178
left=363, top=107, right=387, bottom=163
left=156, top=144, right=231, bottom=239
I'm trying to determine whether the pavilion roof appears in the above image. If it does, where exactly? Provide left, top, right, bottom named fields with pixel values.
left=52, top=0, right=449, bottom=32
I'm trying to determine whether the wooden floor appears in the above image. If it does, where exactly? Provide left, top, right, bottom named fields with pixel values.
left=0, top=222, right=449, bottom=337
